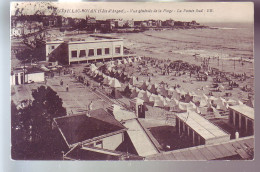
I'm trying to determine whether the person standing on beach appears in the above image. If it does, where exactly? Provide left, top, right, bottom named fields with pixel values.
left=66, top=84, right=69, bottom=92
left=60, top=79, right=63, bottom=86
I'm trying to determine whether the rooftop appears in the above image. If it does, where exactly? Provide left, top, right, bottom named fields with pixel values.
left=146, top=136, right=254, bottom=160
left=46, top=35, right=123, bottom=44
left=64, top=145, right=143, bottom=160
left=229, top=104, right=254, bottom=120
left=54, top=108, right=126, bottom=146
left=176, top=111, right=229, bottom=140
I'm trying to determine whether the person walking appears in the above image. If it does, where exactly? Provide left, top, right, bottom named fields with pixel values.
left=66, top=84, right=69, bottom=92
left=44, top=77, right=47, bottom=85
left=60, top=79, right=63, bottom=86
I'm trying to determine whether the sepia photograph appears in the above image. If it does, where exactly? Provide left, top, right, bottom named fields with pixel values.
left=10, top=1, right=254, bottom=160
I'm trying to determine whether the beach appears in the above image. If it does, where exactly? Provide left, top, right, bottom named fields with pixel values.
left=108, top=23, right=254, bottom=101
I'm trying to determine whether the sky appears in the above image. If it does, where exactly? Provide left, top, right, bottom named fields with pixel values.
left=10, top=2, right=254, bottom=23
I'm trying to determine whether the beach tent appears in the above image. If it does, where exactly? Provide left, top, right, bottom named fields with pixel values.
left=171, top=98, right=179, bottom=106
left=142, top=91, right=151, bottom=102
left=40, top=65, right=50, bottom=72
left=137, top=90, right=146, bottom=98
left=245, top=98, right=254, bottom=108
left=176, top=88, right=186, bottom=96
left=218, top=84, right=225, bottom=90
left=198, top=107, right=208, bottom=115
left=137, top=91, right=150, bottom=103
left=187, top=102, right=197, bottom=110
left=212, top=106, right=222, bottom=118
left=158, top=86, right=169, bottom=97
left=226, top=99, right=238, bottom=106
left=107, top=66, right=112, bottom=72
left=130, top=87, right=140, bottom=99
left=102, top=73, right=107, bottom=78
left=107, top=104, right=122, bottom=115
left=111, top=88, right=123, bottom=99
left=138, top=56, right=142, bottom=61
left=140, top=81, right=150, bottom=91
left=214, top=97, right=228, bottom=110
left=90, top=64, right=98, bottom=72
left=167, top=87, right=175, bottom=94
left=123, top=59, right=128, bottom=64
left=128, top=84, right=134, bottom=90
left=199, top=97, right=210, bottom=107
left=208, top=96, right=218, bottom=101
left=129, top=76, right=138, bottom=86
left=178, top=102, right=188, bottom=111
left=130, top=97, right=144, bottom=113
left=133, top=57, right=138, bottom=62
left=148, top=94, right=157, bottom=103
left=109, top=78, right=121, bottom=88
left=123, top=84, right=132, bottom=97
left=103, top=76, right=109, bottom=85
left=154, top=97, right=168, bottom=107
left=117, top=59, right=122, bottom=65
left=127, top=58, right=133, bottom=63
left=170, top=90, right=181, bottom=100
left=113, top=105, right=137, bottom=121
left=184, top=93, right=193, bottom=103
left=148, top=83, right=159, bottom=94
left=237, top=100, right=243, bottom=105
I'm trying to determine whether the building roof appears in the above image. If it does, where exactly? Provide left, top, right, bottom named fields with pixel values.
left=146, top=136, right=254, bottom=160
left=54, top=108, right=126, bottom=146
left=176, top=111, right=229, bottom=140
left=46, top=35, right=123, bottom=44
left=123, top=119, right=159, bottom=157
left=229, top=104, right=254, bottom=120
left=64, top=145, right=143, bottom=160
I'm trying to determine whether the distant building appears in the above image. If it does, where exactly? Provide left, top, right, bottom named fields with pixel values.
left=190, top=20, right=198, bottom=26
left=174, top=21, right=190, bottom=27
left=229, top=104, right=254, bottom=137
left=46, top=35, right=124, bottom=64
left=165, top=19, right=175, bottom=27
left=115, top=19, right=134, bottom=28
left=42, top=15, right=62, bottom=27
left=96, top=19, right=116, bottom=32
left=86, top=16, right=97, bottom=31
left=11, top=26, right=24, bottom=37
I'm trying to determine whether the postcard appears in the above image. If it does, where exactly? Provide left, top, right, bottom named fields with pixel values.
left=10, top=1, right=254, bottom=160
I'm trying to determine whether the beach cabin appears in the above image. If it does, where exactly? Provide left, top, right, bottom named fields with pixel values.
left=229, top=104, right=254, bottom=137
left=175, top=111, right=230, bottom=146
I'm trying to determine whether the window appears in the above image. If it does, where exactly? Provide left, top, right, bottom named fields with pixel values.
left=97, top=48, right=102, bottom=55
left=88, top=49, right=94, bottom=56
left=105, top=48, right=110, bottom=54
left=95, top=140, right=103, bottom=148
left=71, top=50, right=77, bottom=58
left=115, top=46, right=121, bottom=54
left=51, top=46, right=55, bottom=49
left=79, top=50, right=86, bottom=57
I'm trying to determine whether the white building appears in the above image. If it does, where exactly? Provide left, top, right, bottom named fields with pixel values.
left=46, top=35, right=124, bottom=64
left=10, top=69, right=45, bottom=85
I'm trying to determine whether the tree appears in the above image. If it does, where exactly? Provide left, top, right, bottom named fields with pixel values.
left=16, top=48, right=34, bottom=63
left=11, top=86, right=67, bottom=160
